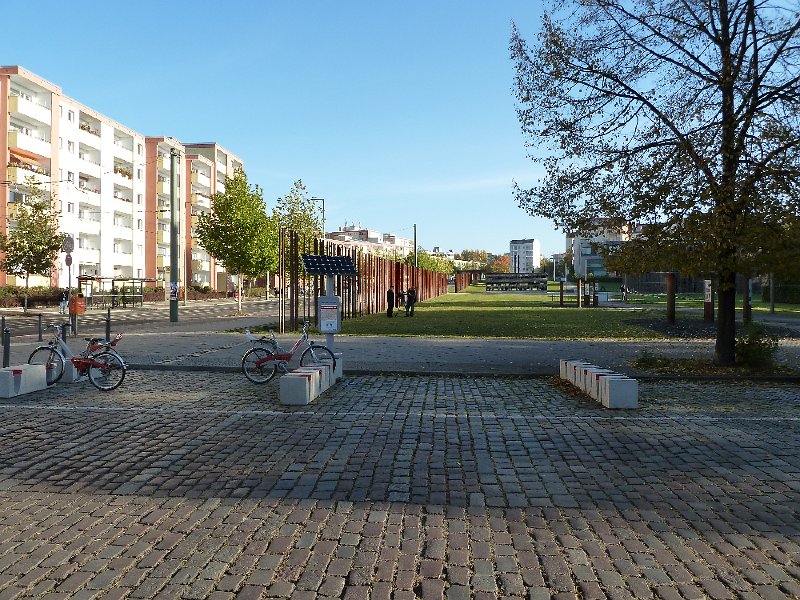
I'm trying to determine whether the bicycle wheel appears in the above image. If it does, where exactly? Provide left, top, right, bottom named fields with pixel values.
left=87, top=351, right=126, bottom=391
left=300, top=345, right=336, bottom=371
left=242, top=346, right=278, bottom=383
left=28, top=347, right=65, bottom=386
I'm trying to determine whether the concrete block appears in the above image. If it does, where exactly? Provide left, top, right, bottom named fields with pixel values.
left=332, top=353, right=343, bottom=382
left=279, top=372, right=312, bottom=405
left=602, top=376, right=638, bottom=409
left=60, top=361, right=84, bottom=383
left=569, top=361, right=593, bottom=386
left=579, top=365, right=601, bottom=392
left=0, top=364, right=47, bottom=398
left=295, top=366, right=325, bottom=396
left=586, top=369, right=617, bottom=399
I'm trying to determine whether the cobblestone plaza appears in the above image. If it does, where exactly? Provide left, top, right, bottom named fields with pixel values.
left=0, top=367, right=796, bottom=599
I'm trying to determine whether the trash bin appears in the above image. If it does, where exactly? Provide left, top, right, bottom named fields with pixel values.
left=68, top=295, right=86, bottom=315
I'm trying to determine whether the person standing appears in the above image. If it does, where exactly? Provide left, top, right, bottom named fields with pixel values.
left=406, top=286, right=416, bottom=316
left=386, top=286, right=395, bottom=318
left=397, top=289, right=405, bottom=311
left=59, top=289, right=69, bottom=315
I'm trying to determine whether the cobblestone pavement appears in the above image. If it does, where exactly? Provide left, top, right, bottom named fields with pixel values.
left=0, top=372, right=797, bottom=598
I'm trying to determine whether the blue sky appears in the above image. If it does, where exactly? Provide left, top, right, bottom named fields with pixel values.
left=4, top=1, right=563, bottom=257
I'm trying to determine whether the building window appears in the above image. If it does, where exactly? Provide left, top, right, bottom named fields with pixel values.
left=136, top=244, right=143, bottom=256
left=137, top=143, right=143, bottom=155
left=137, top=168, right=143, bottom=180
left=136, top=194, right=143, bottom=205
left=59, top=137, right=63, bottom=149
left=67, top=141, right=74, bottom=153
left=68, top=110, right=74, bottom=122
left=67, top=172, right=74, bottom=183
left=137, top=219, right=143, bottom=230
left=59, top=106, right=63, bottom=118
left=67, top=202, right=74, bottom=213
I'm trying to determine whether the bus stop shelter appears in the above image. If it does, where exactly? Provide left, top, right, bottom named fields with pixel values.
left=77, top=276, right=156, bottom=309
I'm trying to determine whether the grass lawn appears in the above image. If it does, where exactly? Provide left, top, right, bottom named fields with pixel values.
left=339, top=288, right=687, bottom=340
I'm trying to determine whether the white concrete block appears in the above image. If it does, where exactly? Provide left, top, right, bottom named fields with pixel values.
left=61, top=361, right=84, bottom=383
left=585, top=369, right=617, bottom=399
left=279, top=373, right=312, bottom=405
left=0, top=364, right=47, bottom=398
left=579, top=365, right=601, bottom=392
left=569, top=361, right=594, bottom=386
left=332, top=353, right=343, bottom=382
left=295, top=366, right=325, bottom=396
left=602, top=377, right=638, bottom=409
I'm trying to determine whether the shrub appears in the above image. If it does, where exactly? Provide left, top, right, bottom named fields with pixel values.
left=735, top=324, right=779, bottom=368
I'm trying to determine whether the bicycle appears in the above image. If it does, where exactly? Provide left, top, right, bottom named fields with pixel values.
left=28, top=323, right=127, bottom=391
left=242, top=320, right=336, bottom=384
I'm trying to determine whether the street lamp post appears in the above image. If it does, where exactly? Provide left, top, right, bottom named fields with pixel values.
left=310, top=197, right=325, bottom=237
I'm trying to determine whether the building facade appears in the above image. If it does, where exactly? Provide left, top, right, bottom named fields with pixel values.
left=327, top=225, right=413, bottom=259
left=509, top=238, right=541, bottom=273
left=0, top=66, right=241, bottom=292
left=567, top=222, right=631, bottom=278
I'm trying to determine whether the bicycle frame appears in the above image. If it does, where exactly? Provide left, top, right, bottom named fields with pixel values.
left=44, top=326, right=125, bottom=374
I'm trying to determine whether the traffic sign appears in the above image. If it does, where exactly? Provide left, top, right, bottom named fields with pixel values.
left=65, top=253, right=72, bottom=267
left=62, top=236, right=74, bottom=253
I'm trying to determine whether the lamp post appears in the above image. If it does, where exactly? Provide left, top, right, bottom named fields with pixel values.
left=310, top=197, right=325, bottom=237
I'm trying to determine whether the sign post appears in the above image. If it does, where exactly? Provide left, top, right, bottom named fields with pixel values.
left=703, top=279, right=714, bottom=322
left=301, top=254, right=358, bottom=353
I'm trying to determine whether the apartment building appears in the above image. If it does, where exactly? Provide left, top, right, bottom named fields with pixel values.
left=509, top=238, right=541, bottom=273
left=0, top=66, right=241, bottom=291
left=183, top=143, right=243, bottom=290
left=567, top=220, right=631, bottom=277
left=327, top=224, right=414, bottom=259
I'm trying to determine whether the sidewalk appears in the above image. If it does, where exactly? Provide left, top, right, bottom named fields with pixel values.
left=5, top=299, right=799, bottom=377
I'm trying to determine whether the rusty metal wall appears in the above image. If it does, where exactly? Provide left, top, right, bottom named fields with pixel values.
left=277, top=229, right=448, bottom=331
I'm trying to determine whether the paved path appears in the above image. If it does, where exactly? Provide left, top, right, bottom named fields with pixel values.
left=0, top=300, right=796, bottom=599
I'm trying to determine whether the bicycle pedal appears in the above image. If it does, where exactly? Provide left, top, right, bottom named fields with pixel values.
left=278, top=362, right=289, bottom=373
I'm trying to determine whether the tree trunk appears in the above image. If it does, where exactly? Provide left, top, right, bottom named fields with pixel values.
left=714, top=272, right=737, bottom=365
left=24, top=274, right=29, bottom=313
left=237, top=276, right=243, bottom=313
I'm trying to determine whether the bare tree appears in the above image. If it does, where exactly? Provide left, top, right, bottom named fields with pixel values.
left=511, top=0, right=800, bottom=364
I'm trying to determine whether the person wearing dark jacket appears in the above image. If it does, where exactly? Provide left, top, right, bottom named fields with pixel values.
left=386, top=286, right=395, bottom=317
left=406, top=287, right=416, bottom=316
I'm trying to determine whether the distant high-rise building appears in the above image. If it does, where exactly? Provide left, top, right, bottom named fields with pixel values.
left=509, top=238, right=541, bottom=273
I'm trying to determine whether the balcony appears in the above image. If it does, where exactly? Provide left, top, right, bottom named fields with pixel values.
left=78, top=159, right=101, bottom=178
left=191, top=259, right=211, bottom=272
left=78, top=248, right=101, bottom=264
left=156, top=255, right=167, bottom=269
left=8, top=130, right=52, bottom=158
left=7, top=165, right=50, bottom=187
left=191, top=193, right=211, bottom=209
left=113, top=139, right=133, bottom=159
left=191, top=171, right=211, bottom=188
left=157, top=180, right=172, bottom=195
left=9, top=95, right=51, bottom=125
left=157, top=231, right=171, bottom=244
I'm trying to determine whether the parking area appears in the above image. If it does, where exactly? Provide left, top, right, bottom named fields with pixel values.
left=0, top=372, right=796, bottom=598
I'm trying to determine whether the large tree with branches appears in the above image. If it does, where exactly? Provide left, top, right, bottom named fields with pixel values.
left=511, top=0, right=800, bottom=365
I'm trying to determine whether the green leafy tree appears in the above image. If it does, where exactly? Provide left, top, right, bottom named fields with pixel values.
left=406, top=250, right=455, bottom=274
left=0, top=178, right=64, bottom=312
left=272, top=179, right=323, bottom=241
left=511, top=1, right=800, bottom=365
left=459, top=249, right=489, bottom=263
left=195, top=168, right=276, bottom=313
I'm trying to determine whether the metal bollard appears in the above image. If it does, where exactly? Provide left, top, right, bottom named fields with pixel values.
left=61, top=323, right=69, bottom=342
left=106, top=307, right=111, bottom=341
left=0, top=316, right=4, bottom=347
left=70, top=313, right=77, bottom=337
left=2, top=328, right=9, bottom=368
left=38, top=313, right=43, bottom=341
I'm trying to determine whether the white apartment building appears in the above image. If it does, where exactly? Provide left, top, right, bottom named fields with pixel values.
left=327, top=225, right=414, bottom=259
left=509, top=238, right=541, bottom=273
left=0, top=66, right=242, bottom=291
left=567, top=221, right=631, bottom=278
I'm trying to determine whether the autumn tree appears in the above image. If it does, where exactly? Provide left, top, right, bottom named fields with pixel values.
left=0, top=178, right=64, bottom=312
left=486, top=255, right=510, bottom=273
left=459, top=249, right=489, bottom=263
left=195, top=168, right=276, bottom=313
left=405, top=251, right=455, bottom=274
left=511, top=0, right=800, bottom=365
